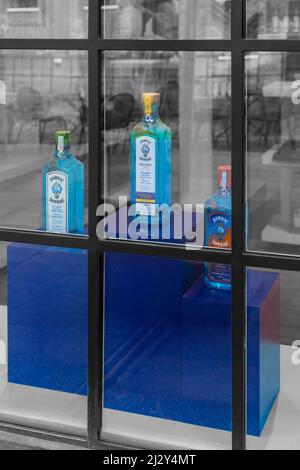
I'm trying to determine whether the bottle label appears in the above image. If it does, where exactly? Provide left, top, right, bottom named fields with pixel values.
left=207, top=211, right=231, bottom=285
left=46, top=171, right=68, bottom=234
left=207, top=212, right=231, bottom=249
left=208, top=262, right=231, bottom=285
left=135, top=136, right=156, bottom=216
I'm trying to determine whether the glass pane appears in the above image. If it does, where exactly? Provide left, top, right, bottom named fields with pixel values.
left=103, top=253, right=232, bottom=449
left=0, top=50, right=88, bottom=235
left=101, top=51, right=232, bottom=251
left=0, top=0, right=88, bottom=39
left=102, top=0, right=231, bottom=39
left=0, top=243, right=88, bottom=435
left=246, top=268, right=300, bottom=450
left=246, top=51, right=300, bottom=256
left=246, top=0, right=300, bottom=39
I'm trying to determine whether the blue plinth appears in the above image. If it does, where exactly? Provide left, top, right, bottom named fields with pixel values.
left=104, top=254, right=280, bottom=437
left=7, top=244, right=88, bottom=396
left=104, top=253, right=202, bottom=412
left=182, top=271, right=280, bottom=436
left=7, top=244, right=280, bottom=436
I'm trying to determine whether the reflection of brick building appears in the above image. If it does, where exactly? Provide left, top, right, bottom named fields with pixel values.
left=247, top=0, right=300, bottom=39
left=0, top=0, right=88, bottom=38
left=0, top=1, right=89, bottom=101
left=179, top=0, right=230, bottom=39
left=0, top=49, right=88, bottom=145
left=2, top=50, right=88, bottom=95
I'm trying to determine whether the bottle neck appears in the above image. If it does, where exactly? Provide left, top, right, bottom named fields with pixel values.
left=218, top=185, right=231, bottom=196
left=143, top=103, right=160, bottom=123
left=143, top=111, right=159, bottom=123
left=55, top=145, right=71, bottom=159
left=218, top=171, right=231, bottom=196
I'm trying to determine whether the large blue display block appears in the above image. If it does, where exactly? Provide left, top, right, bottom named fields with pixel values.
left=104, top=253, right=202, bottom=411
left=182, top=271, right=280, bottom=436
left=7, top=244, right=280, bottom=436
left=104, top=254, right=280, bottom=437
left=7, top=244, right=88, bottom=396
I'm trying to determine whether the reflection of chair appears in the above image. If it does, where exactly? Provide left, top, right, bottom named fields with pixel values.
left=159, top=80, right=179, bottom=120
left=247, top=91, right=281, bottom=149
left=286, top=98, right=300, bottom=149
left=52, top=90, right=88, bottom=146
left=14, top=87, right=67, bottom=146
left=212, top=94, right=231, bottom=149
left=105, top=93, right=135, bottom=154
left=70, top=93, right=88, bottom=146
left=39, top=116, right=67, bottom=144
left=159, top=80, right=179, bottom=142
left=105, top=93, right=135, bottom=197
left=14, top=87, right=42, bottom=146
left=106, top=93, right=135, bottom=130
left=247, top=92, right=265, bottom=146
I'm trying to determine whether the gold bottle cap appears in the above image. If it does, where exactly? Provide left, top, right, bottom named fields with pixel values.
left=142, top=93, right=160, bottom=114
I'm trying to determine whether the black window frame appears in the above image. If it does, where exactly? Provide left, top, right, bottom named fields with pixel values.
left=0, top=0, right=299, bottom=451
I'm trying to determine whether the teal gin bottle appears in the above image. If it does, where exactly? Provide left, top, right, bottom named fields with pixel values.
left=43, top=131, right=84, bottom=235
left=130, top=93, right=172, bottom=227
left=204, top=165, right=232, bottom=290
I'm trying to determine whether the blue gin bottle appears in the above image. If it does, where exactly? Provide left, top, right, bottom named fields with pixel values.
left=204, top=165, right=232, bottom=290
left=130, top=93, right=172, bottom=227
left=43, top=131, right=84, bottom=235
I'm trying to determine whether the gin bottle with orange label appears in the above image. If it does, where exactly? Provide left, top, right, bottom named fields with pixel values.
left=204, top=165, right=232, bottom=290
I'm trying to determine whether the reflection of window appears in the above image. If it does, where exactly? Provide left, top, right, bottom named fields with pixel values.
left=6, top=0, right=42, bottom=29
left=9, top=0, right=38, bottom=9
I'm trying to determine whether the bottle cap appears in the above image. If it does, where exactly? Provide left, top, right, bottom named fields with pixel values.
left=218, top=165, right=232, bottom=188
left=142, top=92, right=160, bottom=114
left=55, top=130, right=71, bottom=149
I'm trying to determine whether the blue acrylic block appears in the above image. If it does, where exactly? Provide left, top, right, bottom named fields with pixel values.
left=181, top=270, right=280, bottom=436
left=7, top=243, right=88, bottom=396
left=104, top=252, right=202, bottom=414
left=104, top=254, right=280, bottom=438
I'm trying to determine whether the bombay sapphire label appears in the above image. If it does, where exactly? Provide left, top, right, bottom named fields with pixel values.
left=136, top=136, right=156, bottom=216
left=208, top=212, right=232, bottom=249
left=46, top=171, right=68, bottom=234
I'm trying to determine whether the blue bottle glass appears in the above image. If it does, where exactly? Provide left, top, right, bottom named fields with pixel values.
left=204, top=165, right=232, bottom=290
left=130, top=93, right=172, bottom=228
left=43, top=131, right=84, bottom=235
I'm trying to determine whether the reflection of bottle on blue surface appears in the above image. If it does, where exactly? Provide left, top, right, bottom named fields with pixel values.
left=43, top=131, right=84, bottom=235
left=130, top=93, right=172, bottom=227
left=204, top=165, right=232, bottom=290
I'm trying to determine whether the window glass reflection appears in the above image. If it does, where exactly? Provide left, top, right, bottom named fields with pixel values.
left=247, top=268, right=300, bottom=450
left=0, top=0, right=88, bottom=39
left=102, top=0, right=231, bottom=39
left=103, top=252, right=232, bottom=449
left=247, top=0, right=300, bottom=39
left=0, top=50, right=88, bottom=232
left=247, top=52, right=300, bottom=256
left=0, top=243, right=88, bottom=435
left=102, top=51, right=231, bottom=248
